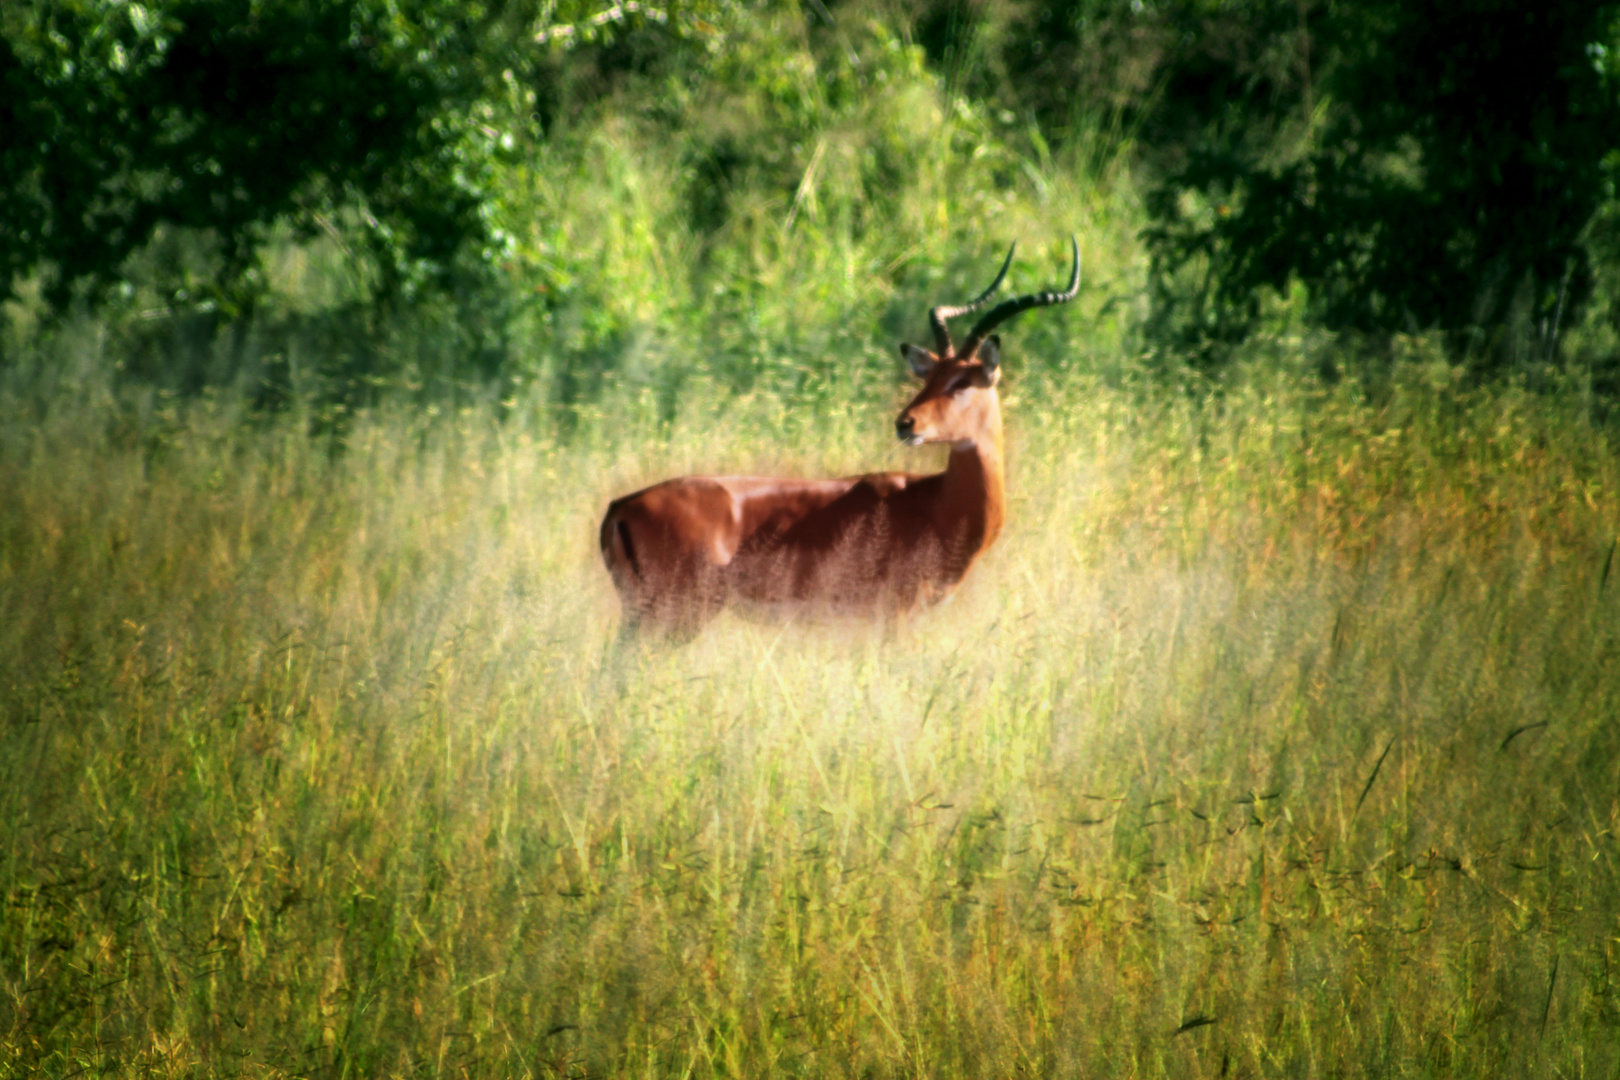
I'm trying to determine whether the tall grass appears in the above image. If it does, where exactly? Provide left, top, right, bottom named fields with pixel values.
left=2, top=343, right=1617, bottom=1077
left=4, top=13, right=1619, bottom=1076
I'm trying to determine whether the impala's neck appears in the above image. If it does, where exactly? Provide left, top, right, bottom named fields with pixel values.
left=941, top=404, right=1006, bottom=561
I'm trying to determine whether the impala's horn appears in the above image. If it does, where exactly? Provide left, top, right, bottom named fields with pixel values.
left=927, top=243, right=1016, bottom=358
left=959, top=235, right=1080, bottom=366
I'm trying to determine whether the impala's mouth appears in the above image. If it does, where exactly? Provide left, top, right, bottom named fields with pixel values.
left=905, top=434, right=925, bottom=446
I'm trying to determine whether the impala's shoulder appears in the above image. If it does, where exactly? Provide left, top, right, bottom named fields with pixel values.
left=854, top=471, right=919, bottom=497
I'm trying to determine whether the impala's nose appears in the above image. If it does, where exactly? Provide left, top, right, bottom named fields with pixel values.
left=895, top=415, right=915, bottom=442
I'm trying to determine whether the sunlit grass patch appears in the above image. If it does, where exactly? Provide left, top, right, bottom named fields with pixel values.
left=2, top=362, right=1618, bottom=1078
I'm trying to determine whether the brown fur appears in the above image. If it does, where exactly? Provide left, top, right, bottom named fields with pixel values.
left=600, top=350, right=1007, bottom=638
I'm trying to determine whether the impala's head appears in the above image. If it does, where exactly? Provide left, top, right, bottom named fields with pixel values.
left=895, top=236, right=1080, bottom=448
left=894, top=337, right=1004, bottom=447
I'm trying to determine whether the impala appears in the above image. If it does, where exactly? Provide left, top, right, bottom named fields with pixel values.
left=600, top=236, right=1080, bottom=638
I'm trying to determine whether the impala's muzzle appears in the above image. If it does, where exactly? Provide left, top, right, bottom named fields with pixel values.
left=895, top=415, right=922, bottom=445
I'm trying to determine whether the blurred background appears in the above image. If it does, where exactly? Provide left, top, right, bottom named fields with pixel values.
left=6, top=0, right=1620, bottom=414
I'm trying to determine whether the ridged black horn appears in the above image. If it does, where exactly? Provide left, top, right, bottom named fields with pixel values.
left=959, top=235, right=1080, bottom=360
left=926, top=243, right=1015, bottom=357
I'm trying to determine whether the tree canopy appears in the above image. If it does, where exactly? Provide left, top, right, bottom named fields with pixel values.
left=1, top=0, right=550, bottom=308
left=5, top=0, right=1620, bottom=377
left=1133, top=0, right=1620, bottom=365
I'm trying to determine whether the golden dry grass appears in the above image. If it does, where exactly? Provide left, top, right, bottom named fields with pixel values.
left=2, top=359, right=1618, bottom=1078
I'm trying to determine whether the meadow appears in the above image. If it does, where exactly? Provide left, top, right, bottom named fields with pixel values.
left=4, top=10, right=1620, bottom=1071
left=3, top=339, right=1618, bottom=1078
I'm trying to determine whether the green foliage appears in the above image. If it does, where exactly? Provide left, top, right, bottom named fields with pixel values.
left=13, top=0, right=1620, bottom=399
left=1139, top=0, right=1620, bottom=368
left=908, top=0, right=1158, bottom=142
left=426, top=4, right=1128, bottom=416
left=0, top=0, right=541, bottom=308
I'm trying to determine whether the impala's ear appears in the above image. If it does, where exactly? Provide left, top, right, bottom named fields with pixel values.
left=977, top=334, right=1002, bottom=374
left=900, top=343, right=937, bottom=378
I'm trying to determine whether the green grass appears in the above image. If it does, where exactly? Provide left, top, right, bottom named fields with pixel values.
left=2, top=352, right=1618, bottom=1078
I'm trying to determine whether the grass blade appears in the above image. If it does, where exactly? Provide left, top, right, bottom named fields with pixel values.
left=1354, top=737, right=1396, bottom=818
